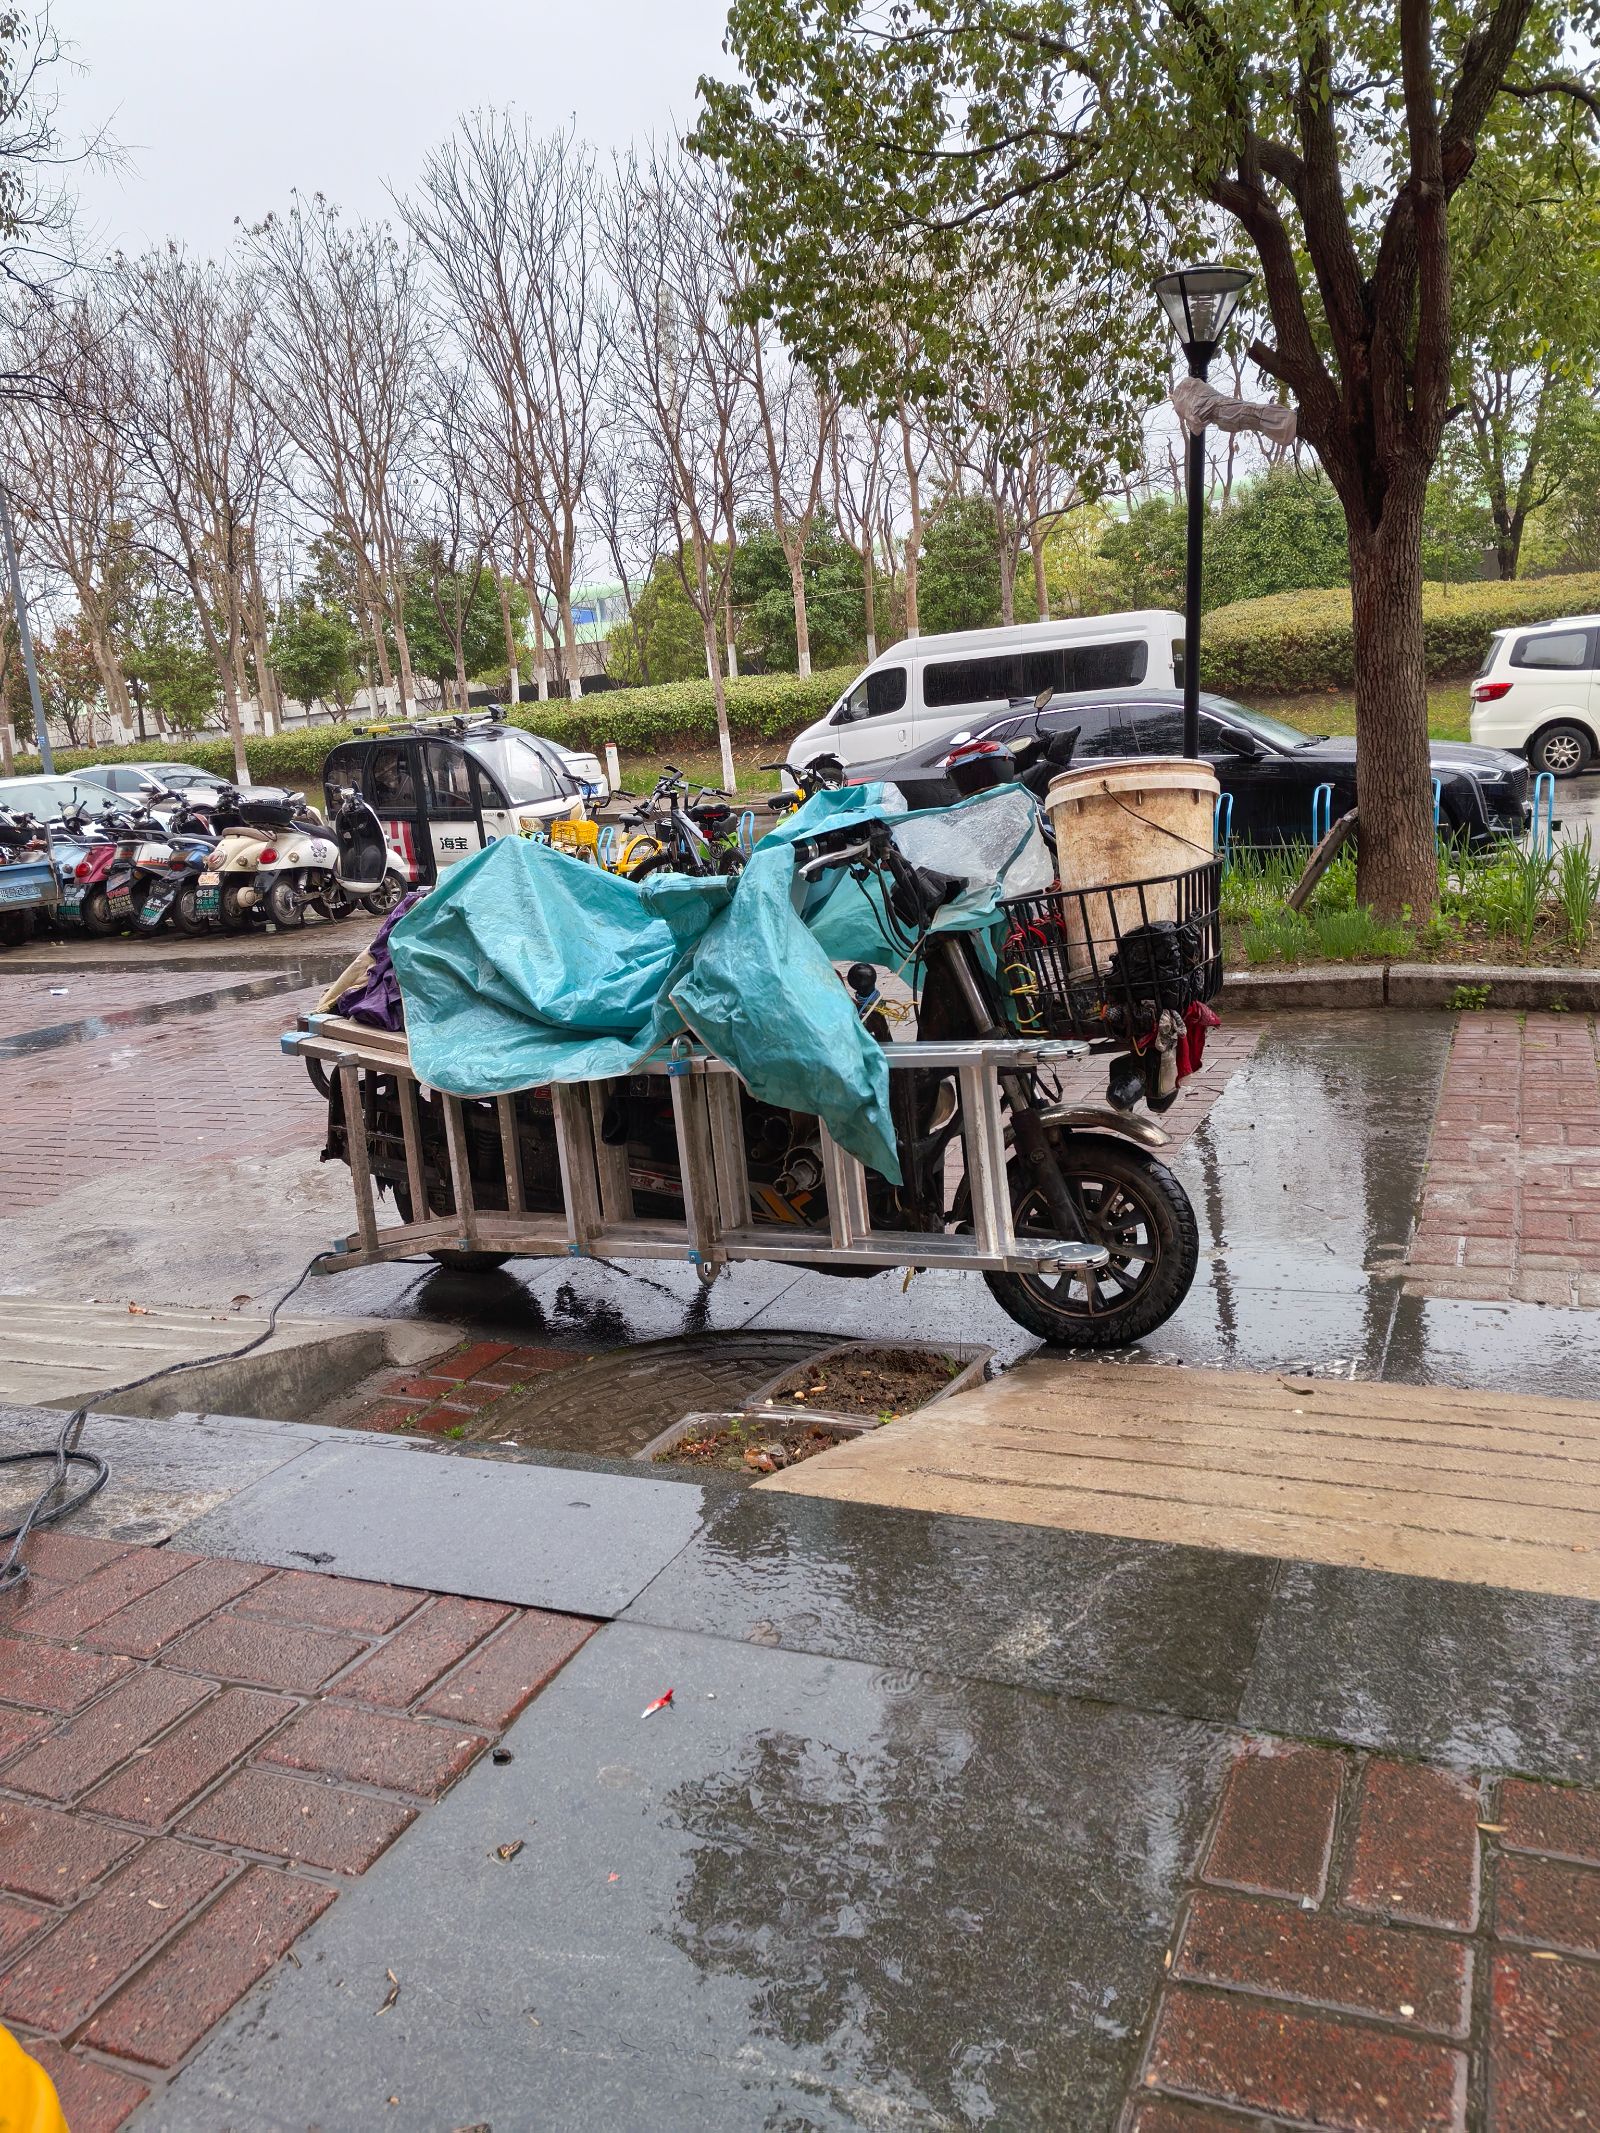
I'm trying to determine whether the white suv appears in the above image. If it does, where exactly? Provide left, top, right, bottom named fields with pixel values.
left=1470, top=615, right=1600, bottom=778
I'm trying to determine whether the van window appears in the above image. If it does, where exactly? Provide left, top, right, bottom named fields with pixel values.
left=1512, top=629, right=1592, bottom=670
left=836, top=666, right=908, bottom=722
left=924, top=638, right=1149, bottom=710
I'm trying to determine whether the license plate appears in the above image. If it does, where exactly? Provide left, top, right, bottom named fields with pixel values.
left=108, top=890, right=133, bottom=915
left=197, top=885, right=219, bottom=914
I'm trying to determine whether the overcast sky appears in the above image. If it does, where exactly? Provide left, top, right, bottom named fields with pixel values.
left=53, top=0, right=735, bottom=259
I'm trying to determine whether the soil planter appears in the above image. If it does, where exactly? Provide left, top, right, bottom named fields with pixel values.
left=742, top=1339, right=993, bottom=1428
left=637, top=1340, right=994, bottom=1481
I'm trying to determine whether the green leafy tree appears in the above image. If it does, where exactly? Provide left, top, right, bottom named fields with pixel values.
left=917, top=494, right=1005, bottom=635
left=1450, top=118, right=1600, bottom=577
left=123, top=599, right=219, bottom=735
left=1208, top=471, right=1351, bottom=608
left=731, top=515, right=869, bottom=669
left=1523, top=401, right=1600, bottom=572
left=696, top=0, right=1600, bottom=918
left=398, top=549, right=510, bottom=700
left=1097, top=496, right=1194, bottom=612
left=271, top=597, right=360, bottom=713
left=605, top=555, right=729, bottom=686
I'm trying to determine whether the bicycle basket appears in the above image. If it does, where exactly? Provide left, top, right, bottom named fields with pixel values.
left=998, top=860, right=1223, bottom=1042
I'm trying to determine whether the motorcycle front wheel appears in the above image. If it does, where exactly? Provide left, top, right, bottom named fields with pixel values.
left=984, top=1136, right=1199, bottom=1349
left=360, top=876, right=406, bottom=916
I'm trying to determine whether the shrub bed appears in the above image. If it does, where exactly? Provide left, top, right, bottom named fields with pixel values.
left=1204, top=573, right=1600, bottom=694
left=4, top=667, right=856, bottom=789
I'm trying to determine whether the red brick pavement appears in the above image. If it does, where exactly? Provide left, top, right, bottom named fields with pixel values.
left=0, top=1532, right=596, bottom=2127
left=0, top=970, right=260, bottom=1044
left=1404, top=1011, right=1600, bottom=1308
left=343, top=1337, right=586, bottom=1438
left=1128, top=1741, right=1600, bottom=2131
left=0, top=989, right=325, bottom=1213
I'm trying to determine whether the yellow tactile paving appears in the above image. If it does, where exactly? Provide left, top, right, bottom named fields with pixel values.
left=757, top=1360, right=1600, bottom=1600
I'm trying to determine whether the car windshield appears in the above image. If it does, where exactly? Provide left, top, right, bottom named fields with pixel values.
left=1, top=779, right=114, bottom=820
left=1221, top=703, right=1320, bottom=752
left=463, top=732, right=563, bottom=803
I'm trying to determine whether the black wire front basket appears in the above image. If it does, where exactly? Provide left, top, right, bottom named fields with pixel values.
left=998, top=860, right=1223, bottom=1044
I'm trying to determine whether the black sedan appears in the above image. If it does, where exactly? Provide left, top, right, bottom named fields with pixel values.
left=837, top=689, right=1530, bottom=845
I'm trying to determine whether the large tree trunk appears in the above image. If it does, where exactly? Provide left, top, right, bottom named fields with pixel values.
left=530, top=594, right=550, bottom=701
left=1031, top=534, right=1049, bottom=621
left=1349, top=478, right=1438, bottom=923
left=862, top=539, right=877, bottom=662
left=997, top=523, right=1017, bottom=627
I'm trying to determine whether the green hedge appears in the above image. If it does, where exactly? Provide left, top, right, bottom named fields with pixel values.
left=6, top=667, right=856, bottom=788
left=1204, top=573, right=1600, bottom=694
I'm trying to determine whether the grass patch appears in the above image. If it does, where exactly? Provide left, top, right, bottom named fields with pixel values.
left=1235, top=681, right=1474, bottom=743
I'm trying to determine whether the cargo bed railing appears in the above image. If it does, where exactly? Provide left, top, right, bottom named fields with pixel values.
left=282, top=1012, right=1110, bottom=1282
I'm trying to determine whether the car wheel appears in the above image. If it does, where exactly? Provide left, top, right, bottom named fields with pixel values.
left=1529, top=723, right=1593, bottom=779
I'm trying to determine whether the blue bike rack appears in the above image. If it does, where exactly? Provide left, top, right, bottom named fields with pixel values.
left=1213, top=790, right=1233, bottom=860
left=1432, top=776, right=1443, bottom=831
left=595, top=825, right=619, bottom=870
left=737, top=809, right=757, bottom=857
left=1531, top=771, right=1556, bottom=856
left=1310, top=783, right=1334, bottom=845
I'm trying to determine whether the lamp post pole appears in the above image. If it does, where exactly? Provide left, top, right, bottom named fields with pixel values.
left=1182, top=372, right=1208, bottom=762
left=1153, top=264, right=1254, bottom=761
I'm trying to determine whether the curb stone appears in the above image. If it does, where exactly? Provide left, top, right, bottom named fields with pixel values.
left=1224, top=963, right=1600, bottom=1011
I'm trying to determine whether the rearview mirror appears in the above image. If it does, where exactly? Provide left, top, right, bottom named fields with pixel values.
left=1225, top=727, right=1261, bottom=757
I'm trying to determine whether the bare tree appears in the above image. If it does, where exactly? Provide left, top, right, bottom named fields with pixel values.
left=404, top=118, right=613, bottom=702
left=744, top=313, right=838, bottom=676
left=828, top=401, right=894, bottom=659
left=0, top=294, right=139, bottom=727
left=247, top=196, right=424, bottom=715
left=116, top=247, right=283, bottom=782
left=605, top=146, right=758, bottom=789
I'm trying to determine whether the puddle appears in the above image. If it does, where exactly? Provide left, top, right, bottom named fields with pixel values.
left=0, top=971, right=318, bottom=1059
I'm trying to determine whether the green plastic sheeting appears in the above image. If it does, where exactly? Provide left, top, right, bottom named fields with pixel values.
left=387, top=782, right=1052, bottom=1187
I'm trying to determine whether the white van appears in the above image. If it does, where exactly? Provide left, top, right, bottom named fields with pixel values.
left=1469, top=615, right=1600, bottom=778
left=787, top=610, right=1185, bottom=777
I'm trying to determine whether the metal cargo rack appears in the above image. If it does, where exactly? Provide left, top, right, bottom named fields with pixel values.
left=283, top=1012, right=1110, bottom=1284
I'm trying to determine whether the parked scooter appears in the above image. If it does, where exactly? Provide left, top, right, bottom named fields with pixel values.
left=200, top=785, right=407, bottom=930
left=329, top=787, right=408, bottom=915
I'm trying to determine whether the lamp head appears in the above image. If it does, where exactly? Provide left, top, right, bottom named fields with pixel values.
left=1154, top=264, right=1255, bottom=373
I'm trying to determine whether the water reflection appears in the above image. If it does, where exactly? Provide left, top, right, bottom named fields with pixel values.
left=660, top=1676, right=1226, bottom=2129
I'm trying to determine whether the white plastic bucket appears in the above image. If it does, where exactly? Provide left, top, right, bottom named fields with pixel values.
left=1045, top=757, right=1219, bottom=974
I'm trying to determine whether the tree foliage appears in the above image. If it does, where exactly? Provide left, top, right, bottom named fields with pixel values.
left=694, top=0, right=1600, bottom=917
left=731, top=514, right=868, bottom=669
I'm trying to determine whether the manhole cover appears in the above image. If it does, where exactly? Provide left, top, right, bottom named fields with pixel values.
left=477, top=1332, right=846, bottom=1460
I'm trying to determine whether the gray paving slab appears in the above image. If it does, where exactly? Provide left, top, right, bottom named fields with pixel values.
left=172, top=1437, right=709, bottom=1614
left=0, top=1403, right=326, bottom=1544
left=1241, top=1557, right=1600, bottom=1784
left=150, top=1620, right=1231, bottom=2133
left=624, top=1488, right=1276, bottom=1723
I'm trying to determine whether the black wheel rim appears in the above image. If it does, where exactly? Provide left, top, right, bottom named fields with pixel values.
left=1015, top=1172, right=1161, bottom=1319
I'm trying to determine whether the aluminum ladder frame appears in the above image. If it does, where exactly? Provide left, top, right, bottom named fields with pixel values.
left=282, top=1014, right=1111, bottom=1283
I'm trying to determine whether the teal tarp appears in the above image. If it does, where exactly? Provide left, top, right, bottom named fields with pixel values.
left=388, top=782, right=1052, bottom=1186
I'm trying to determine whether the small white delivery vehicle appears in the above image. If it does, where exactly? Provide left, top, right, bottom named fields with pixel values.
left=1469, top=614, right=1600, bottom=778
left=786, top=610, right=1186, bottom=778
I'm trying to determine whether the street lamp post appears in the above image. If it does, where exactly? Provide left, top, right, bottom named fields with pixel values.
left=1153, top=264, right=1254, bottom=759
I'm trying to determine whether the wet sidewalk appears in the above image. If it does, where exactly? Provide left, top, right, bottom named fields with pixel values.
left=5, top=1404, right=1600, bottom=2128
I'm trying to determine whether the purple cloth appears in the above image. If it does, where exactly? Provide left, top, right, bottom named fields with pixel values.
left=336, top=889, right=426, bottom=1030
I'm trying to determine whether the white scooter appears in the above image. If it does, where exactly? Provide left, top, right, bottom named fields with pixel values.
left=199, top=787, right=406, bottom=930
